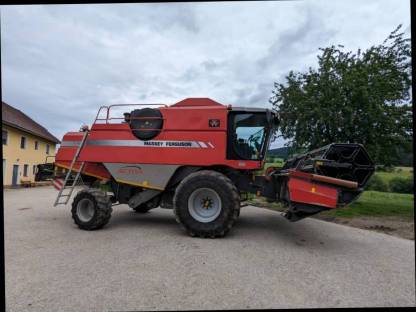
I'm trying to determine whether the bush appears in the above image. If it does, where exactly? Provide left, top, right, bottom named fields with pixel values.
left=366, top=175, right=389, bottom=192
left=389, top=177, right=413, bottom=194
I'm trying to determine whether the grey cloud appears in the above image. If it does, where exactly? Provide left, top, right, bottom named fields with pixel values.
left=404, top=24, right=410, bottom=34
left=41, top=3, right=200, bottom=34
left=1, top=1, right=411, bottom=144
left=233, top=82, right=276, bottom=108
left=257, top=6, right=337, bottom=72
left=202, top=59, right=221, bottom=71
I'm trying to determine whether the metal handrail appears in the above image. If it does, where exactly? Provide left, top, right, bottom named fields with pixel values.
left=93, top=106, right=109, bottom=124
left=93, top=103, right=167, bottom=124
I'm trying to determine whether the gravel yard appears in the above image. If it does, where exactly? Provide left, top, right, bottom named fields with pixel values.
left=4, top=186, right=415, bottom=311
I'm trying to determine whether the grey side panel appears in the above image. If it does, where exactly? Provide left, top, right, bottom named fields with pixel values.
left=103, top=163, right=180, bottom=190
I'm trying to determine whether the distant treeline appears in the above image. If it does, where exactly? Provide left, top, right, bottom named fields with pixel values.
left=268, top=146, right=291, bottom=159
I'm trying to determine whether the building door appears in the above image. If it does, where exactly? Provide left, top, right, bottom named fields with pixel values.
left=12, top=165, right=19, bottom=186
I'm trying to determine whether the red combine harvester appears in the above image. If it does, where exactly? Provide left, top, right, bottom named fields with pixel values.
left=53, top=98, right=375, bottom=237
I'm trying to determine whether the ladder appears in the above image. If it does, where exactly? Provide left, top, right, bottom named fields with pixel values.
left=53, top=130, right=89, bottom=206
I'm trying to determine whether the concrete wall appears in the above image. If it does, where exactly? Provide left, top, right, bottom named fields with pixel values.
left=2, top=124, right=57, bottom=186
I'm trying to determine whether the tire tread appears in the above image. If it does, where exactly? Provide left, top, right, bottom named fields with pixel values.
left=173, top=170, right=240, bottom=238
left=71, top=188, right=112, bottom=230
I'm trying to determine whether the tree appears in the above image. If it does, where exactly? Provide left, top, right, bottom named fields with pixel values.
left=270, top=25, right=412, bottom=165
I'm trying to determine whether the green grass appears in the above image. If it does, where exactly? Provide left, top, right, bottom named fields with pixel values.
left=375, top=167, right=413, bottom=185
left=252, top=160, right=285, bottom=176
left=395, top=166, right=414, bottom=172
left=261, top=159, right=285, bottom=173
left=321, top=191, right=414, bottom=220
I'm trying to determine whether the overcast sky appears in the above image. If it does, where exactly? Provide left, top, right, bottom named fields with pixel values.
left=0, top=1, right=411, bottom=148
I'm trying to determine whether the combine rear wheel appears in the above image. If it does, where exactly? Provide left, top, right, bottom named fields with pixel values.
left=173, top=170, right=240, bottom=238
left=71, top=188, right=112, bottom=230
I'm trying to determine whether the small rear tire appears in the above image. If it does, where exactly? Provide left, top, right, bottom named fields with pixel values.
left=173, top=170, right=240, bottom=238
left=71, top=188, right=112, bottom=230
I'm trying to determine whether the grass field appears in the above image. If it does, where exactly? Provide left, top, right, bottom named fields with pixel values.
left=261, top=160, right=285, bottom=173
left=375, top=167, right=413, bottom=184
left=319, top=191, right=414, bottom=220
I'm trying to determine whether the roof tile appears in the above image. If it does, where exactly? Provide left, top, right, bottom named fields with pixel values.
left=2, top=101, right=60, bottom=144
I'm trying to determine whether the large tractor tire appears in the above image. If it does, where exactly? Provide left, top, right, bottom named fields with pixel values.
left=173, top=170, right=240, bottom=238
left=71, top=188, right=112, bottom=230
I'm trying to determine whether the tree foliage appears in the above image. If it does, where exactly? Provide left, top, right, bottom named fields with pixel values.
left=270, top=25, right=412, bottom=164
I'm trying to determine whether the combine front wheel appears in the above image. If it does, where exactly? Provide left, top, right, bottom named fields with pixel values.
left=173, top=170, right=240, bottom=238
left=71, top=188, right=113, bottom=230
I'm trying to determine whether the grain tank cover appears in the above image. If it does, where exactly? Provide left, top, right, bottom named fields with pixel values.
left=171, top=98, right=225, bottom=107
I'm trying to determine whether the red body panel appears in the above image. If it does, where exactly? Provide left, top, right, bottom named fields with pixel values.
left=55, top=160, right=111, bottom=180
left=55, top=99, right=263, bottom=171
left=288, top=176, right=338, bottom=209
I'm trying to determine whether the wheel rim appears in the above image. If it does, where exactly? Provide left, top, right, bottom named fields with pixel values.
left=188, top=188, right=222, bottom=223
left=76, top=198, right=95, bottom=222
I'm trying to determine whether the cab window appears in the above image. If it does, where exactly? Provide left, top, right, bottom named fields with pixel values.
left=227, top=112, right=270, bottom=160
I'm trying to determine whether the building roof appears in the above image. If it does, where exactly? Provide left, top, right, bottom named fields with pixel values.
left=2, top=101, right=60, bottom=144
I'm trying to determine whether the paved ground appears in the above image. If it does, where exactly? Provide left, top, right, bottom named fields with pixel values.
left=4, top=186, right=415, bottom=311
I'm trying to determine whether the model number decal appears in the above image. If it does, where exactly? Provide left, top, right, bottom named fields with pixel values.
left=117, top=165, right=143, bottom=175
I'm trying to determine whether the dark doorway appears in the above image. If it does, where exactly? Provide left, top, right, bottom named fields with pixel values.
left=12, top=165, right=19, bottom=186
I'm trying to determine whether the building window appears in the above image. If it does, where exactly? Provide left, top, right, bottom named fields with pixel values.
left=33, top=165, right=36, bottom=175
left=23, top=164, right=29, bottom=177
left=2, top=130, right=8, bottom=145
left=35, top=141, right=39, bottom=150
left=46, top=144, right=50, bottom=154
left=20, top=136, right=27, bottom=149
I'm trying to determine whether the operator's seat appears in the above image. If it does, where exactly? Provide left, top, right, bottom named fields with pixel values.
left=236, top=139, right=253, bottom=159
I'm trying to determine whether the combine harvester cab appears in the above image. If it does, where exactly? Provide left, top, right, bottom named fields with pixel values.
left=52, top=98, right=375, bottom=237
